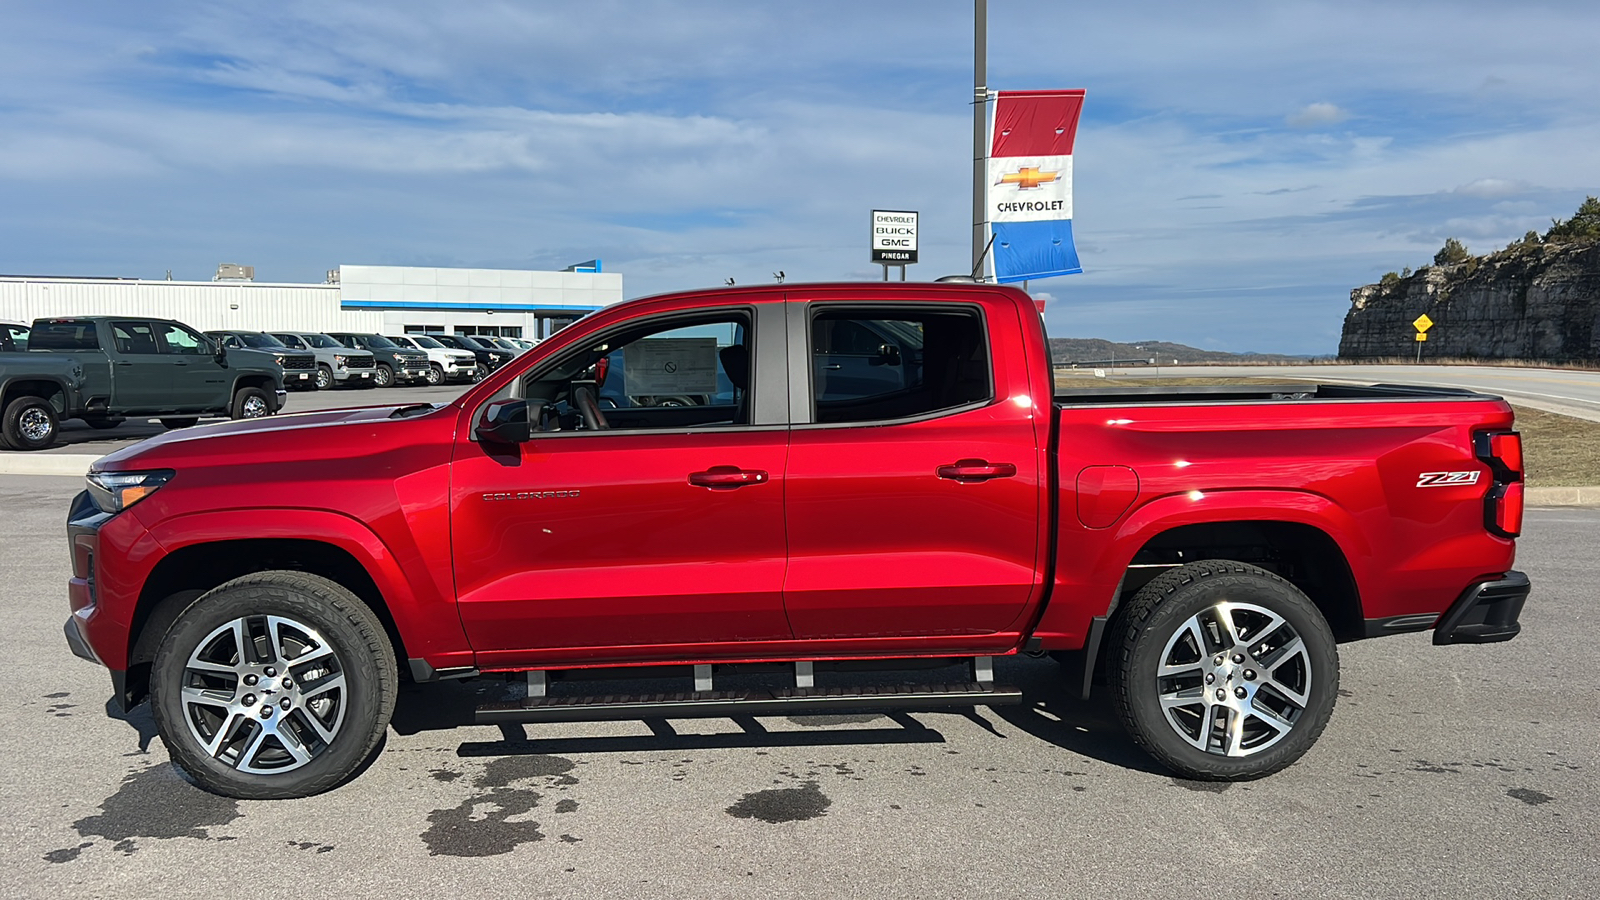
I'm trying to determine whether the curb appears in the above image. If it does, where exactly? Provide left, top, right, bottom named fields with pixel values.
left=0, top=454, right=101, bottom=477
left=1524, top=486, right=1600, bottom=507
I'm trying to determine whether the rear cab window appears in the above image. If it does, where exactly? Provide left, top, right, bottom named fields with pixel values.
left=29, top=320, right=100, bottom=351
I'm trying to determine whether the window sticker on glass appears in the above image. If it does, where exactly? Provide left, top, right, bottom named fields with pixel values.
left=622, top=338, right=719, bottom=394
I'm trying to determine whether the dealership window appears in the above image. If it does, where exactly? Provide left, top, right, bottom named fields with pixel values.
left=809, top=308, right=990, bottom=425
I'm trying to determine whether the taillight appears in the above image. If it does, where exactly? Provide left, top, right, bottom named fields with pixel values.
left=1474, top=430, right=1523, bottom=538
left=1489, top=433, right=1522, bottom=475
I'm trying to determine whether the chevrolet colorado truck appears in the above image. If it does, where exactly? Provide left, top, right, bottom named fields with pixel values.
left=62, top=283, right=1529, bottom=799
left=2, top=317, right=284, bottom=450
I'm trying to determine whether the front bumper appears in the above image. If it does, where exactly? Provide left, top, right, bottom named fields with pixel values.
left=1433, top=570, right=1530, bottom=644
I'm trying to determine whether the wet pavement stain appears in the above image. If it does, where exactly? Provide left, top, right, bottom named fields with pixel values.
left=1507, top=787, right=1554, bottom=806
left=42, top=843, right=92, bottom=863
left=289, top=840, right=336, bottom=853
left=422, top=790, right=545, bottom=857
left=47, top=765, right=242, bottom=861
left=555, top=798, right=578, bottom=813
left=726, top=780, right=832, bottom=823
left=1170, top=777, right=1231, bottom=793
left=429, top=768, right=463, bottom=783
left=419, top=754, right=576, bottom=858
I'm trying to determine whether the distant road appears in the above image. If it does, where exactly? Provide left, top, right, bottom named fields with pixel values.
left=1093, top=364, right=1600, bottom=422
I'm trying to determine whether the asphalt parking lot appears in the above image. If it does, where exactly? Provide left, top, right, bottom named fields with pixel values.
left=1, top=474, right=1594, bottom=899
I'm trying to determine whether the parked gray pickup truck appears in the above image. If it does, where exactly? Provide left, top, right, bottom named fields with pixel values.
left=0, top=317, right=285, bottom=450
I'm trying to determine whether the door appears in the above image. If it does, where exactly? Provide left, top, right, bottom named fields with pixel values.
left=155, top=321, right=230, bottom=408
left=450, top=303, right=793, bottom=662
left=782, top=300, right=1046, bottom=642
left=108, top=321, right=183, bottom=410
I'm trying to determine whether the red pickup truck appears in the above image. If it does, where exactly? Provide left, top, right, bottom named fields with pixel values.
left=63, top=282, right=1529, bottom=799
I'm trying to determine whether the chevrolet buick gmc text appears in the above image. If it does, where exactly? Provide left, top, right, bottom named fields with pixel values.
left=62, top=283, right=1529, bottom=798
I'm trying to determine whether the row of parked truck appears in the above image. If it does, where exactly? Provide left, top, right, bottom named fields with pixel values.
left=0, top=316, right=536, bottom=450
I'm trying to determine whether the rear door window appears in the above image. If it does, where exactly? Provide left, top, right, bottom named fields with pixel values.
left=111, top=321, right=162, bottom=355
left=809, top=308, right=991, bottom=424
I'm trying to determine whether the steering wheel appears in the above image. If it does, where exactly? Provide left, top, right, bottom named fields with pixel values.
left=573, top=385, right=609, bottom=431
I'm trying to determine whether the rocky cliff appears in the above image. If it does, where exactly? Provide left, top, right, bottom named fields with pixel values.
left=1340, top=241, right=1600, bottom=361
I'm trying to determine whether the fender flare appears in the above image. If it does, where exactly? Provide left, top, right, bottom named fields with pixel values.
left=141, top=507, right=467, bottom=662
left=1036, top=488, right=1370, bottom=651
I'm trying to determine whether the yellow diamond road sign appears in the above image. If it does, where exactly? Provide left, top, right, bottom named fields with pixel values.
left=1413, top=314, right=1434, bottom=332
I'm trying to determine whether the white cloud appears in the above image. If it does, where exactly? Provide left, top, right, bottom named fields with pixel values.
left=1286, top=103, right=1351, bottom=129
left=1453, top=178, right=1532, bottom=198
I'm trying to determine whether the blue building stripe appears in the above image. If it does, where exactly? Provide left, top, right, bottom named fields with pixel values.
left=991, top=219, right=1082, bottom=284
left=340, top=299, right=602, bottom=312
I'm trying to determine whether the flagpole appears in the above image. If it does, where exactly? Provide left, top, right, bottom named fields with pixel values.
left=971, top=0, right=987, bottom=280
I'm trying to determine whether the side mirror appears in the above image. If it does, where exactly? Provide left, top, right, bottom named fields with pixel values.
left=475, top=398, right=542, bottom=444
left=871, top=343, right=902, bottom=366
left=213, top=340, right=228, bottom=363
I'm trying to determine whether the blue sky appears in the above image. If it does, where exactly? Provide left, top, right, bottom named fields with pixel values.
left=2, top=1, right=1597, bottom=354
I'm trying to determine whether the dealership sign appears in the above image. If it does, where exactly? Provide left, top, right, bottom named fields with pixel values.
left=870, top=210, right=919, bottom=265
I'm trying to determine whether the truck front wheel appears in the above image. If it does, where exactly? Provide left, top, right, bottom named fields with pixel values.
left=148, top=572, right=398, bottom=799
left=232, top=387, right=272, bottom=419
left=1, top=396, right=59, bottom=451
left=1109, top=560, right=1338, bottom=780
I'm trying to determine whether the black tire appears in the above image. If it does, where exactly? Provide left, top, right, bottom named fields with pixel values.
left=148, top=571, right=398, bottom=799
left=426, top=364, right=444, bottom=386
left=374, top=364, right=393, bottom=388
left=231, top=387, right=272, bottom=419
left=1109, top=560, right=1338, bottom=781
left=1, top=395, right=59, bottom=451
left=85, top=417, right=123, bottom=430
left=315, top=365, right=334, bottom=391
left=160, top=417, right=200, bottom=429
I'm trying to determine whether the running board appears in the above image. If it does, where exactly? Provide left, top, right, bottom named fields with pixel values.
left=474, top=682, right=1023, bottom=725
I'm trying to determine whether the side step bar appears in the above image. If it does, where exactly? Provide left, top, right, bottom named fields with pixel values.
left=475, top=682, right=1023, bottom=725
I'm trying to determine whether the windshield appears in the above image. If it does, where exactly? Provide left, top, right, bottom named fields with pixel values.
left=303, top=334, right=342, bottom=349
left=408, top=335, right=444, bottom=349
left=363, top=335, right=399, bottom=350
left=240, top=333, right=287, bottom=349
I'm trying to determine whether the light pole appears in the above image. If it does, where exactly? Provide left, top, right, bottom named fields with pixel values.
left=971, top=0, right=987, bottom=280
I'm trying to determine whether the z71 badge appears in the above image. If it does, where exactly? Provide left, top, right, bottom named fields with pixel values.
left=1416, top=471, right=1481, bottom=488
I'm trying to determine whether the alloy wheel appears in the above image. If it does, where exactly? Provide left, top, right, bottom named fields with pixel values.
left=1154, top=600, right=1312, bottom=757
left=179, top=615, right=347, bottom=775
left=18, top=407, right=52, bottom=443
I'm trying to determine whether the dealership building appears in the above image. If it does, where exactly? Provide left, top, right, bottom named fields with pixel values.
left=0, top=263, right=624, bottom=341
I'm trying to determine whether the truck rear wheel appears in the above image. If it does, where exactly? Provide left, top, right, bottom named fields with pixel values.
left=148, top=572, right=398, bottom=799
left=1, top=396, right=59, bottom=451
left=1109, top=560, right=1338, bottom=780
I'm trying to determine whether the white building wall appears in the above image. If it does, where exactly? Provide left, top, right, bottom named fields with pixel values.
left=0, top=263, right=623, bottom=338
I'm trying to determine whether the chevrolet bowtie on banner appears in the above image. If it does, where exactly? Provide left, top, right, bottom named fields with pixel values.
left=988, top=89, right=1086, bottom=284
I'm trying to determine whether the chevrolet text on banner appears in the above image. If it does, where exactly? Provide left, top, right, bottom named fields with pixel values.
left=987, top=89, right=1086, bottom=284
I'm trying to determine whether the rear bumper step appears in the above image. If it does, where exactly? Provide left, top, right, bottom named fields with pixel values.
left=474, top=682, right=1022, bottom=725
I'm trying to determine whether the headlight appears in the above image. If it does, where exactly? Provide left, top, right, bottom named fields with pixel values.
left=273, top=354, right=286, bottom=365
left=86, top=470, right=174, bottom=514
left=334, top=354, right=349, bottom=367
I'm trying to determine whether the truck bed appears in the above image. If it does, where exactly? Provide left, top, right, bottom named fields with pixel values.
left=1053, top=381, right=1499, bottom=406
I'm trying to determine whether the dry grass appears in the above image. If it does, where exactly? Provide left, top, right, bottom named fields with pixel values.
left=1051, top=374, right=1600, bottom=486
left=1508, top=406, right=1600, bottom=487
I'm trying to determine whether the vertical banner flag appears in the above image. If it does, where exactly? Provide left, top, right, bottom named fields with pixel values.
left=988, top=89, right=1086, bottom=284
